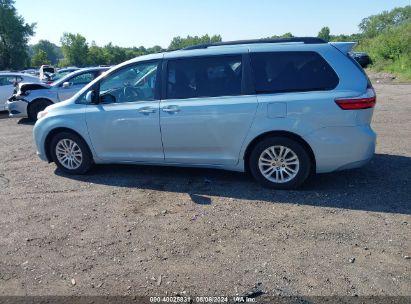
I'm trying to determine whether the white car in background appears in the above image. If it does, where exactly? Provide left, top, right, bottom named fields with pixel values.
left=39, top=65, right=56, bottom=81
left=6, top=67, right=109, bottom=120
left=0, top=73, right=41, bottom=111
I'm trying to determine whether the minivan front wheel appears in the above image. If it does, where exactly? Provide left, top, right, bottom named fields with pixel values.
left=249, top=137, right=311, bottom=189
left=50, top=132, right=93, bottom=174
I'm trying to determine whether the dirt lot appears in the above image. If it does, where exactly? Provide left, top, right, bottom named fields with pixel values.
left=0, top=80, right=410, bottom=299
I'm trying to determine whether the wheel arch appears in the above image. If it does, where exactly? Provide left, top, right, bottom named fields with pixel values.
left=27, top=98, right=54, bottom=117
left=44, top=127, right=90, bottom=162
left=243, top=130, right=316, bottom=173
left=28, top=97, right=54, bottom=107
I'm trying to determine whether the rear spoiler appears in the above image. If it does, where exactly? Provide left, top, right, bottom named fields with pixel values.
left=329, top=42, right=357, bottom=54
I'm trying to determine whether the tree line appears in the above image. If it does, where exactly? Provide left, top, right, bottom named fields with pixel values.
left=1, top=0, right=410, bottom=79
left=356, top=6, right=411, bottom=79
left=27, top=33, right=223, bottom=68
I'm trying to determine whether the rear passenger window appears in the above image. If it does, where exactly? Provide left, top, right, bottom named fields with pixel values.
left=167, top=55, right=242, bottom=99
left=251, top=51, right=339, bottom=93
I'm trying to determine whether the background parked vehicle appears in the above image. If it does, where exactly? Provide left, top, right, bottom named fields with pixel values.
left=0, top=73, right=41, bottom=111
left=6, top=67, right=109, bottom=120
left=39, top=65, right=56, bottom=81
left=33, top=38, right=376, bottom=189
left=42, top=67, right=80, bottom=84
left=350, top=51, right=372, bottom=68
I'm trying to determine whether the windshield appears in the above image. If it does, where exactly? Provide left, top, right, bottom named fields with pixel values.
left=70, top=54, right=164, bottom=102
left=48, top=70, right=73, bottom=82
left=51, top=69, right=102, bottom=87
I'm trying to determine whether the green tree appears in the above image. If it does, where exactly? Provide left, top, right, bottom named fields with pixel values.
left=317, top=26, right=331, bottom=42
left=356, top=6, right=411, bottom=80
left=280, top=32, right=294, bottom=38
left=369, top=23, right=411, bottom=61
left=31, top=49, right=50, bottom=66
left=330, top=33, right=362, bottom=42
left=0, top=0, right=35, bottom=70
left=60, top=32, right=88, bottom=66
left=168, top=34, right=222, bottom=50
left=102, top=42, right=127, bottom=65
left=359, top=5, right=411, bottom=38
left=137, top=46, right=147, bottom=53
left=271, top=32, right=294, bottom=39
left=87, top=41, right=107, bottom=66
left=32, top=39, right=59, bottom=64
left=147, top=45, right=164, bottom=53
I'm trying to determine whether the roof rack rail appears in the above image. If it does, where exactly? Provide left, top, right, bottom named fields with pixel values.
left=182, top=37, right=326, bottom=50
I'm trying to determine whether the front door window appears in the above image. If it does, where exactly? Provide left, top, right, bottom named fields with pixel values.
left=99, top=62, right=159, bottom=104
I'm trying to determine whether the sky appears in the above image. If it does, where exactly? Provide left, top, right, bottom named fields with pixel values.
left=15, top=0, right=411, bottom=48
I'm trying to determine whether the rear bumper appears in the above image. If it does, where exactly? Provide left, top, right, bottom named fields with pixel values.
left=304, top=125, right=376, bottom=173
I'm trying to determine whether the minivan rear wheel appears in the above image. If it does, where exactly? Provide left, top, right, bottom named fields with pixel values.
left=50, top=132, right=93, bottom=174
left=249, top=137, right=311, bottom=189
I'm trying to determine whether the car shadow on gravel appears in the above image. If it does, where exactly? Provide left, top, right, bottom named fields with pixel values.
left=56, top=153, right=411, bottom=215
left=17, top=118, right=34, bottom=125
left=0, top=111, right=32, bottom=123
left=0, top=111, right=9, bottom=119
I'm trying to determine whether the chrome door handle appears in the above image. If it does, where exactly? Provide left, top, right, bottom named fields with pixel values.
left=138, top=107, right=156, bottom=114
left=162, top=105, right=180, bottom=113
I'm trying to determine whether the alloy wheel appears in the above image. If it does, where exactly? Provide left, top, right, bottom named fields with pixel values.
left=55, top=139, right=83, bottom=170
left=258, top=145, right=300, bottom=183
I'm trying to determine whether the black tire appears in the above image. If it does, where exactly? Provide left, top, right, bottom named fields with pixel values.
left=50, top=131, right=93, bottom=174
left=249, top=137, right=312, bottom=189
left=28, top=99, right=52, bottom=121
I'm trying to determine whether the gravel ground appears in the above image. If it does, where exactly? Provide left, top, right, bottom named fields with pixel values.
left=0, top=80, right=410, bottom=299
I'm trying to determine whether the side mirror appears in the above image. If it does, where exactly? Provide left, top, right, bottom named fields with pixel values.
left=85, top=90, right=97, bottom=104
left=62, top=82, right=70, bottom=88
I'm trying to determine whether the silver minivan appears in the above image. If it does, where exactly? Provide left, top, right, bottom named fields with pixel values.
left=33, top=38, right=376, bottom=189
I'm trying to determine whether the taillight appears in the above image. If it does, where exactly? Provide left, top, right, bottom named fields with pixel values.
left=335, top=88, right=376, bottom=110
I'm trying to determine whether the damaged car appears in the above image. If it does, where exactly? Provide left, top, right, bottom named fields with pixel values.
left=6, top=67, right=109, bottom=121
left=0, top=72, right=41, bottom=111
